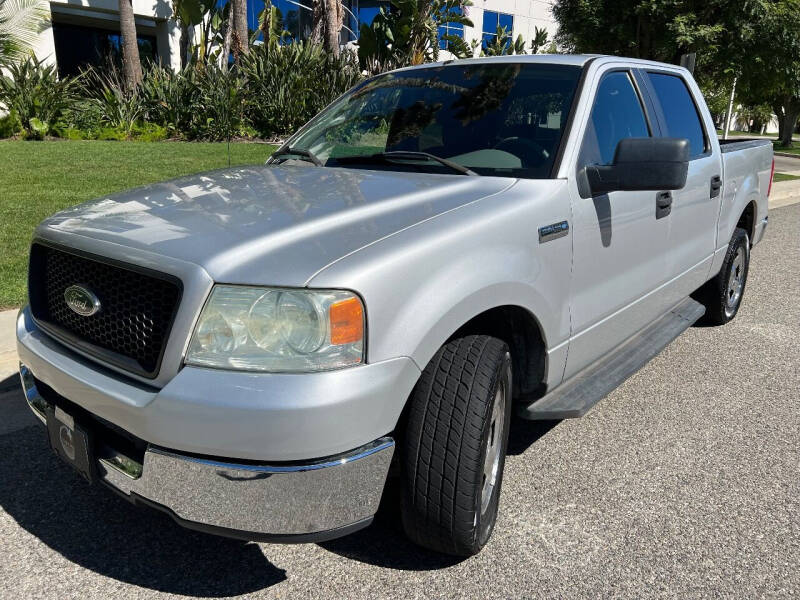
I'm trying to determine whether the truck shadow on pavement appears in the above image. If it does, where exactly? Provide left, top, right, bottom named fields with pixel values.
left=0, top=379, right=287, bottom=597
left=320, top=479, right=467, bottom=570
left=320, top=417, right=560, bottom=568
left=0, top=375, right=561, bottom=582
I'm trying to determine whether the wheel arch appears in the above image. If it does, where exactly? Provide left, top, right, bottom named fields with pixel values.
left=736, top=199, right=758, bottom=245
left=450, top=305, right=547, bottom=401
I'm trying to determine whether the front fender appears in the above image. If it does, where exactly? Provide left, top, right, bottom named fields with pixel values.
left=309, top=179, right=573, bottom=390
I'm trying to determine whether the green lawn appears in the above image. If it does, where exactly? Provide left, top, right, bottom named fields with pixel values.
left=773, top=140, right=800, bottom=155
left=0, top=140, right=275, bottom=308
left=773, top=172, right=800, bottom=182
left=715, top=129, right=759, bottom=137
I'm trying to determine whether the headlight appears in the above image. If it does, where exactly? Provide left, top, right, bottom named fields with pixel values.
left=185, top=286, right=364, bottom=372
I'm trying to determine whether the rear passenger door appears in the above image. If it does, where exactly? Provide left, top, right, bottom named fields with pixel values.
left=639, top=70, right=721, bottom=302
left=564, top=69, right=670, bottom=379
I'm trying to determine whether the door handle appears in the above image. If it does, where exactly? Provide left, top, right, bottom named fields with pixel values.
left=656, top=191, right=672, bottom=219
left=710, top=175, right=722, bottom=198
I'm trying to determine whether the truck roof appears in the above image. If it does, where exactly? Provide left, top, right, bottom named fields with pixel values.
left=392, top=54, right=686, bottom=73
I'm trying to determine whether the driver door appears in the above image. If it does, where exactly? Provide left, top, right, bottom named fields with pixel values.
left=564, top=69, right=671, bottom=380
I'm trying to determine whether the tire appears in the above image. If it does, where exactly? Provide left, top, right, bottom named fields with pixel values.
left=696, top=227, right=750, bottom=325
left=400, top=335, right=512, bottom=556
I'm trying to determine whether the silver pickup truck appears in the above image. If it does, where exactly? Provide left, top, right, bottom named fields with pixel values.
left=17, top=55, right=773, bottom=556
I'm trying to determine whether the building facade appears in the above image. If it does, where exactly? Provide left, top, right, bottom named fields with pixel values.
left=32, top=0, right=181, bottom=76
left=32, top=0, right=556, bottom=77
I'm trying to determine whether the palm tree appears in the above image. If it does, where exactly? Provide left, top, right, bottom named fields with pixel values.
left=323, top=0, right=343, bottom=57
left=0, top=0, right=50, bottom=62
left=311, top=0, right=342, bottom=57
left=118, top=0, right=142, bottom=88
left=231, top=0, right=249, bottom=60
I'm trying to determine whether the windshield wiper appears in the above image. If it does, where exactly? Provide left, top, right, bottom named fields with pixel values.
left=270, top=146, right=323, bottom=166
left=335, top=151, right=478, bottom=176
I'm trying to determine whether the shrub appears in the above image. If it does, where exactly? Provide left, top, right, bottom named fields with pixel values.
left=139, top=63, right=248, bottom=140
left=55, top=126, right=89, bottom=140
left=241, top=42, right=363, bottom=139
left=139, top=64, right=199, bottom=137
left=0, top=56, right=79, bottom=138
left=190, top=63, right=247, bottom=140
left=79, top=65, right=143, bottom=137
left=131, top=121, right=168, bottom=141
left=57, top=100, right=103, bottom=138
left=0, top=109, right=22, bottom=138
left=96, top=126, right=129, bottom=141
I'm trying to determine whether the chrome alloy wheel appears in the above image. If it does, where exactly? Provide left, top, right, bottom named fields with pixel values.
left=480, top=380, right=506, bottom=515
left=725, top=246, right=745, bottom=316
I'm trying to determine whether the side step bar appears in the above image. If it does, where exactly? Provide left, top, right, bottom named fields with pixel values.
left=517, top=297, right=705, bottom=421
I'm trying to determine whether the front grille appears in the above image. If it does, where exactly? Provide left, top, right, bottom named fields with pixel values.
left=29, top=243, right=181, bottom=378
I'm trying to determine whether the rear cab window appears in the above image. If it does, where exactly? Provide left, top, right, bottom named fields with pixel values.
left=644, top=72, right=708, bottom=159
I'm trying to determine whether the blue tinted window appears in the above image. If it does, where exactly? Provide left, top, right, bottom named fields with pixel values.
left=481, top=10, right=513, bottom=48
left=266, top=0, right=314, bottom=42
left=579, top=71, right=650, bottom=167
left=438, top=6, right=464, bottom=50
left=647, top=73, right=706, bottom=158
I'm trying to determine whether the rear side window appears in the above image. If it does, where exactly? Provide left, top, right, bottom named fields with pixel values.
left=578, top=71, right=650, bottom=168
left=646, top=73, right=707, bottom=158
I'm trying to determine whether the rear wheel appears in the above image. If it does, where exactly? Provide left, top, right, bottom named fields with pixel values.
left=697, top=227, right=750, bottom=325
left=400, top=335, right=512, bottom=556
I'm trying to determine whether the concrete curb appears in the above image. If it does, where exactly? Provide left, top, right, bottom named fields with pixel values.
left=0, top=309, right=19, bottom=383
left=770, top=180, right=800, bottom=209
left=774, top=151, right=800, bottom=159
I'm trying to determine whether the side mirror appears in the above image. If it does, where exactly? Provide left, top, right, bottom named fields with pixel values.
left=583, top=138, right=690, bottom=197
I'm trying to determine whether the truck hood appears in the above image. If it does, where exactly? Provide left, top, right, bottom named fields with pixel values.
left=38, top=165, right=514, bottom=286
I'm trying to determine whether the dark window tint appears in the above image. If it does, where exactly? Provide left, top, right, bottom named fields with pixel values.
left=579, top=71, right=649, bottom=167
left=646, top=73, right=706, bottom=158
left=291, top=63, right=582, bottom=179
left=52, top=22, right=157, bottom=78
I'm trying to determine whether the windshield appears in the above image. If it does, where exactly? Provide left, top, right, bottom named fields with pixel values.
left=285, top=62, right=582, bottom=179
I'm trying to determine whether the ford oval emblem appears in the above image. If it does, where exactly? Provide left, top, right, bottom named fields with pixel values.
left=64, top=285, right=101, bottom=317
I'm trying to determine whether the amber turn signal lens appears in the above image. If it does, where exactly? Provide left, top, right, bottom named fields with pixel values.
left=329, top=297, right=364, bottom=345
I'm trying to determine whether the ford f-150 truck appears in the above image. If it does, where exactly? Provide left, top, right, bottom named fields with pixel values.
left=17, top=55, right=773, bottom=556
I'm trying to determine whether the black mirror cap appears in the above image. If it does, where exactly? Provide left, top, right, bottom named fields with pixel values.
left=583, top=137, right=690, bottom=197
left=614, top=137, right=689, bottom=165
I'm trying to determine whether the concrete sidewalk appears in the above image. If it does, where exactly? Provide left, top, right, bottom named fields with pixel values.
left=0, top=310, right=19, bottom=388
left=770, top=179, right=800, bottom=209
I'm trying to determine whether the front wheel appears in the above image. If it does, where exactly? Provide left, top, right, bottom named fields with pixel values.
left=697, top=227, right=751, bottom=325
left=400, top=335, right=512, bottom=556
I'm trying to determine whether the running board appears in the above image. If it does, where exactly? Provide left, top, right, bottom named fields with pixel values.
left=517, top=297, right=705, bottom=421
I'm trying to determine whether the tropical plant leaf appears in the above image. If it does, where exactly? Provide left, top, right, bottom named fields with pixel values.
left=0, top=0, right=50, bottom=62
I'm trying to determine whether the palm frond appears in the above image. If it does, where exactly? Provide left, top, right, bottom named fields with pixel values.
left=0, top=0, right=50, bottom=62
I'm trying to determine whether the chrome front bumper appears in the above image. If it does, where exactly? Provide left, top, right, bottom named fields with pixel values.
left=20, top=365, right=394, bottom=542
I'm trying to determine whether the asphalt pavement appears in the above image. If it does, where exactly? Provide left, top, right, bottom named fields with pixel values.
left=1, top=203, right=798, bottom=599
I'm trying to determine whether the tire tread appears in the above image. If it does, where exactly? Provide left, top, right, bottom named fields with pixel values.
left=401, top=335, right=509, bottom=555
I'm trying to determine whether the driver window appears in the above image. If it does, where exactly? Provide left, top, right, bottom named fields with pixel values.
left=578, top=71, right=650, bottom=170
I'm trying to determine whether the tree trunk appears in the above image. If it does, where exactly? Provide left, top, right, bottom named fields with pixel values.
left=323, top=0, right=342, bottom=57
left=118, top=0, right=142, bottom=88
left=231, top=0, right=249, bottom=61
left=779, top=100, right=800, bottom=147
left=310, top=0, right=325, bottom=44
left=220, top=13, right=233, bottom=68
left=773, top=103, right=785, bottom=142
left=179, top=23, right=189, bottom=69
